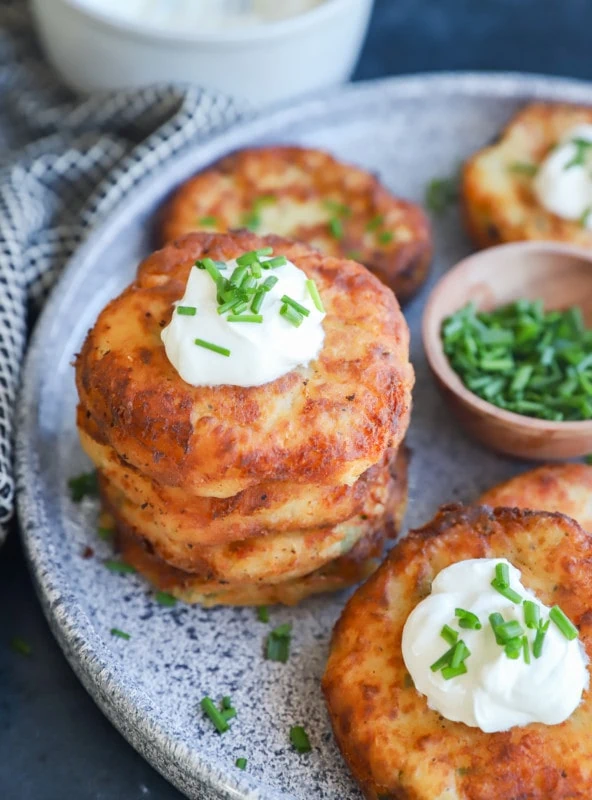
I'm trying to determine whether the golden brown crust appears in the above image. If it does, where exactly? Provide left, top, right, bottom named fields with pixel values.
left=75, top=231, right=413, bottom=497
left=479, top=463, right=592, bottom=533
left=78, top=406, right=400, bottom=546
left=160, top=146, right=433, bottom=303
left=462, top=102, right=592, bottom=249
left=323, top=504, right=592, bottom=800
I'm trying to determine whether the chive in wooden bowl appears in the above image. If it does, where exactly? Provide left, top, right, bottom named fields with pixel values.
left=422, top=241, right=592, bottom=460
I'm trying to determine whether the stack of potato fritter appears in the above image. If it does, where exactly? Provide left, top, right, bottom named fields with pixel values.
left=75, top=231, right=414, bottom=606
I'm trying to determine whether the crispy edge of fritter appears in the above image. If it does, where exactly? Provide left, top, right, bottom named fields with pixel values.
left=322, top=504, right=592, bottom=800
left=76, top=231, right=414, bottom=496
left=159, top=146, right=432, bottom=304
left=462, top=102, right=592, bottom=249
left=479, top=463, right=592, bottom=533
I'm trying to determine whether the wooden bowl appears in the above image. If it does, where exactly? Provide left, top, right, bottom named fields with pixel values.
left=422, top=241, right=592, bottom=460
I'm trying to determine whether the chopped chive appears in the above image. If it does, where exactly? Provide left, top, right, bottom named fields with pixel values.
left=366, top=215, right=384, bottom=231
left=254, top=194, right=276, bottom=209
left=236, top=250, right=260, bottom=266
left=489, top=612, right=505, bottom=644
left=430, top=645, right=455, bottom=672
left=194, top=339, right=231, bottom=357
left=306, top=279, right=325, bottom=313
left=508, top=162, right=538, bottom=177
left=265, top=622, right=292, bottom=663
left=580, top=206, right=592, bottom=229
left=229, top=265, right=248, bottom=287
left=241, top=211, right=261, bottom=231
left=257, top=606, right=270, bottom=623
left=227, top=314, right=263, bottom=323
left=262, top=276, right=279, bottom=291
left=440, top=624, right=459, bottom=646
left=104, top=560, right=136, bottom=574
left=110, top=628, right=131, bottom=640
left=378, top=231, right=394, bottom=245
left=280, top=303, right=304, bottom=328
left=549, top=605, right=579, bottom=640
left=217, top=296, right=243, bottom=315
left=523, top=600, right=540, bottom=630
left=455, top=608, right=482, bottom=630
left=347, top=250, right=363, bottom=261
left=441, top=663, right=468, bottom=680
left=201, top=696, right=229, bottom=734
left=235, top=757, right=247, bottom=770
left=155, top=591, right=177, bottom=607
left=425, top=175, right=459, bottom=214
left=68, top=471, right=98, bottom=502
left=504, top=638, right=522, bottom=659
left=281, top=295, right=310, bottom=317
left=533, top=620, right=550, bottom=659
left=264, top=256, right=288, bottom=269
left=495, top=562, right=510, bottom=589
left=324, top=199, right=351, bottom=217
left=232, top=300, right=249, bottom=315
left=198, top=215, right=218, bottom=226
left=450, top=640, right=470, bottom=669
left=241, top=275, right=257, bottom=291
left=491, top=580, right=522, bottom=604
left=221, top=707, right=237, bottom=722
left=255, top=247, right=273, bottom=257
left=329, top=218, right=344, bottom=239
left=251, top=260, right=262, bottom=279
left=10, top=637, right=32, bottom=657
left=221, top=696, right=232, bottom=709
left=493, top=620, right=524, bottom=643
left=289, top=725, right=311, bottom=754
left=522, top=635, right=531, bottom=664
left=177, top=305, right=197, bottom=316
left=250, top=289, right=266, bottom=314
left=585, top=454, right=592, bottom=465
left=98, top=527, right=114, bottom=541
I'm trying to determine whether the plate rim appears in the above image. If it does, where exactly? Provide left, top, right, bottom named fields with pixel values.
left=16, top=71, right=592, bottom=800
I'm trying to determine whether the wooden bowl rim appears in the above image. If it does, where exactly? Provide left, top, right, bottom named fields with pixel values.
left=422, top=241, right=592, bottom=433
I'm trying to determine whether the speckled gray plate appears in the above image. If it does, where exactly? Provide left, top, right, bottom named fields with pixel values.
left=16, top=73, right=592, bottom=800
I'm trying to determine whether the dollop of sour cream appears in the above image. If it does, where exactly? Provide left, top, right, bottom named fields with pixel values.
left=161, top=256, right=325, bottom=387
left=534, top=124, right=592, bottom=227
left=402, top=558, right=589, bottom=733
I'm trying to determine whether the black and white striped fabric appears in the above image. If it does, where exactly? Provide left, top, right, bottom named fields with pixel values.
left=0, top=0, right=243, bottom=543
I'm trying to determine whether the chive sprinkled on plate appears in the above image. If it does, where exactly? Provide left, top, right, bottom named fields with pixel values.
left=265, top=622, right=292, bottom=663
left=194, top=339, right=231, bottom=357
left=104, top=559, right=136, bottom=574
left=289, top=725, right=311, bottom=753
left=549, top=605, right=579, bottom=640
left=155, top=591, right=177, bottom=607
left=425, top=175, right=459, bottom=214
left=257, top=606, right=270, bottom=623
left=201, top=696, right=230, bottom=734
left=10, top=637, right=32, bottom=657
left=177, top=305, right=197, bottom=316
left=235, top=757, right=247, bottom=770
left=68, top=471, right=98, bottom=502
left=110, top=628, right=131, bottom=640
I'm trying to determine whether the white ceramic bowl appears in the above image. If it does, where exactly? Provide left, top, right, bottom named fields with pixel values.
left=30, top=0, right=374, bottom=107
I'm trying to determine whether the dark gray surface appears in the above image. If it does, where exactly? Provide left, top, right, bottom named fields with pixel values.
left=2, top=1, right=591, bottom=799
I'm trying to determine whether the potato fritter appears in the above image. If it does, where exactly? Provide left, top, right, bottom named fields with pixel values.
left=480, top=464, right=592, bottom=532
left=98, top=447, right=400, bottom=580
left=462, top=103, right=592, bottom=248
left=78, top=406, right=401, bottom=546
left=160, top=147, right=432, bottom=303
left=76, top=231, right=413, bottom=498
left=108, top=466, right=408, bottom=607
left=323, top=505, right=592, bottom=800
